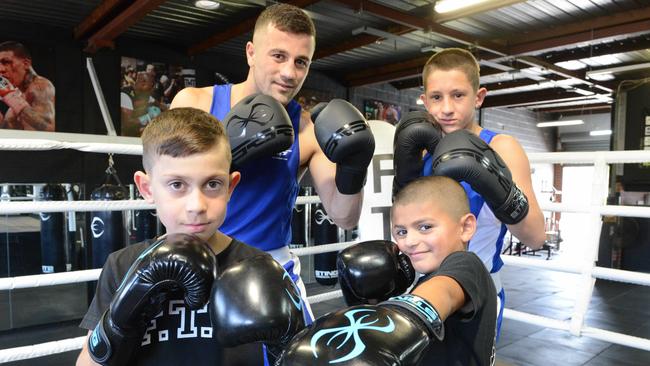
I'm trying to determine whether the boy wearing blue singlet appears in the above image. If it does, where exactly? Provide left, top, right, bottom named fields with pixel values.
left=396, top=48, right=546, bottom=338
left=170, top=3, right=375, bottom=326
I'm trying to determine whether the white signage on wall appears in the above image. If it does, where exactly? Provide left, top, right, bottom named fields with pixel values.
left=358, top=120, right=396, bottom=242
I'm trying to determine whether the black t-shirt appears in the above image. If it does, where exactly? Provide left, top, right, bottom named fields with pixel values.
left=417, top=251, right=497, bottom=366
left=80, top=238, right=270, bottom=366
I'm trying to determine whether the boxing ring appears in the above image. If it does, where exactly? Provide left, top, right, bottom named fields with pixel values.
left=2, top=131, right=650, bottom=362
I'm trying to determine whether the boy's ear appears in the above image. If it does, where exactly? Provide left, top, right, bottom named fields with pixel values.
left=475, top=87, right=488, bottom=109
left=459, top=213, right=477, bottom=243
left=419, top=93, right=427, bottom=108
left=133, top=171, right=154, bottom=203
left=227, top=171, right=241, bottom=198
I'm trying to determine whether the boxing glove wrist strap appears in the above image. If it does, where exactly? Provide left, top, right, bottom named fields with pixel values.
left=89, top=312, right=140, bottom=366
left=494, top=186, right=529, bottom=225
left=383, top=294, right=444, bottom=341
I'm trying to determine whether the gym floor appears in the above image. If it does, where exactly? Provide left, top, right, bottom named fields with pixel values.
left=1, top=254, right=649, bottom=365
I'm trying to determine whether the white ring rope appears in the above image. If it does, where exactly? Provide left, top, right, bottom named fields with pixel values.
left=0, top=336, right=86, bottom=363
left=4, top=136, right=650, bottom=360
left=0, top=199, right=154, bottom=214
left=0, top=130, right=142, bottom=155
left=6, top=199, right=650, bottom=220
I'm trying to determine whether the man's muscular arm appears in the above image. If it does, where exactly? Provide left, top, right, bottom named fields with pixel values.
left=169, top=87, right=213, bottom=112
left=300, top=111, right=362, bottom=229
left=490, top=135, right=546, bottom=249
left=16, top=77, right=55, bottom=131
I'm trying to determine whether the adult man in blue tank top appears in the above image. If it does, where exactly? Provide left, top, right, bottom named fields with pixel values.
left=171, top=4, right=374, bottom=323
left=393, top=48, right=546, bottom=338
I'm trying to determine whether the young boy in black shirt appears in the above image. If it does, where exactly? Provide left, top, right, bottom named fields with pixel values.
left=77, top=108, right=293, bottom=365
left=280, top=176, right=497, bottom=365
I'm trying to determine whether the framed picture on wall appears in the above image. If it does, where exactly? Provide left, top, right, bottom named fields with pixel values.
left=363, top=99, right=401, bottom=125
left=120, top=57, right=195, bottom=137
left=0, top=40, right=56, bottom=132
left=296, top=88, right=335, bottom=113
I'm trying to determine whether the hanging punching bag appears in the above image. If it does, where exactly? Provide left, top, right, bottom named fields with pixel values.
left=133, top=207, right=158, bottom=242
left=90, top=184, right=127, bottom=269
left=39, top=184, right=66, bottom=273
left=311, top=201, right=339, bottom=286
left=290, top=187, right=308, bottom=249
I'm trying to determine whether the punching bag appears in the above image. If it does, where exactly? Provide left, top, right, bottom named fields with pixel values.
left=133, top=208, right=158, bottom=243
left=90, top=184, right=127, bottom=269
left=311, top=201, right=339, bottom=286
left=290, top=187, right=309, bottom=249
left=39, top=184, right=66, bottom=273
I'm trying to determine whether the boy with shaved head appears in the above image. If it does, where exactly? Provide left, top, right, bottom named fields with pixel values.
left=280, top=176, right=497, bottom=365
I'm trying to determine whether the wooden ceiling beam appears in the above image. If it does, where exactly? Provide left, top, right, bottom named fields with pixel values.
left=74, top=0, right=128, bottom=40
left=506, top=7, right=650, bottom=49
left=508, top=17, right=650, bottom=56
left=333, top=0, right=507, bottom=57
left=539, top=35, right=650, bottom=64
left=85, top=0, right=166, bottom=53
left=188, top=0, right=321, bottom=56
left=315, top=24, right=413, bottom=60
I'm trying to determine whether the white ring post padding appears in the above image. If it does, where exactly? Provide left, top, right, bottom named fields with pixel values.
left=0, top=269, right=101, bottom=291
left=0, top=199, right=154, bottom=214
left=0, top=336, right=86, bottom=363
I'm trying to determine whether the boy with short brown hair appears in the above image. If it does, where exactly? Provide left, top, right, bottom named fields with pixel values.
left=394, top=47, right=546, bottom=337
left=76, top=108, right=296, bottom=365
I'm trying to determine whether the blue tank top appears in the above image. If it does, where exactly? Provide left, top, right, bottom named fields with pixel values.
left=422, top=129, right=508, bottom=274
left=210, top=84, right=301, bottom=251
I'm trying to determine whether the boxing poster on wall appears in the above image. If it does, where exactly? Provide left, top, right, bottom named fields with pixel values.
left=296, top=88, right=336, bottom=113
left=0, top=40, right=56, bottom=132
left=364, top=99, right=402, bottom=125
left=120, top=57, right=196, bottom=137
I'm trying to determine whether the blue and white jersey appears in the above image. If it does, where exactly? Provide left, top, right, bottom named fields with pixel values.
left=422, top=129, right=507, bottom=281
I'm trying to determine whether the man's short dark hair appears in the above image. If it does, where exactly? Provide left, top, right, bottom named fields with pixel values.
left=0, top=41, right=32, bottom=60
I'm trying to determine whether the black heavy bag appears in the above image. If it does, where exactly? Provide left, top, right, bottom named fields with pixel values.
left=39, top=184, right=66, bottom=273
left=133, top=209, right=158, bottom=243
left=311, top=202, right=339, bottom=286
left=290, top=187, right=308, bottom=249
left=90, top=184, right=127, bottom=269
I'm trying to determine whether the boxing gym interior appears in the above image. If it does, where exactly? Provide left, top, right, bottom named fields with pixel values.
left=2, top=0, right=650, bottom=365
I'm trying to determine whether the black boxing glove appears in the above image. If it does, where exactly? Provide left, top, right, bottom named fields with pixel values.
left=392, top=110, right=441, bottom=197
left=279, top=294, right=443, bottom=365
left=337, top=240, right=415, bottom=306
left=223, top=93, right=295, bottom=171
left=211, top=255, right=306, bottom=359
left=431, top=129, right=529, bottom=224
left=312, top=99, right=375, bottom=194
left=88, top=234, right=217, bottom=366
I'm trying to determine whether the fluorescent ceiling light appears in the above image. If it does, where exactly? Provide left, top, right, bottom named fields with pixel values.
left=194, top=0, right=220, bottom=10
left=416, top=98, right=424, bottom=105
left=586, top=62, right=650, bottom=78
left=435, top=0, right=488, bottom=13
left=589, top=129, right=612, bottom=136
left=536, top=120, right=584, bottom=128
